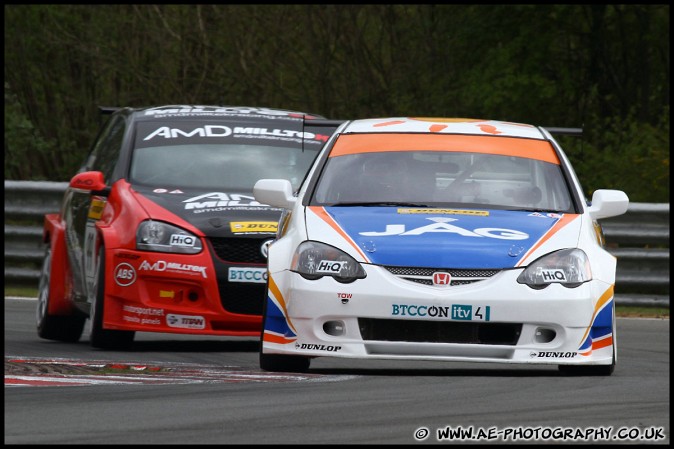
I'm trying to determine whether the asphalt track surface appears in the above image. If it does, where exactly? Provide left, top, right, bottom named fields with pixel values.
left=4, top=298, right=670, bottom=444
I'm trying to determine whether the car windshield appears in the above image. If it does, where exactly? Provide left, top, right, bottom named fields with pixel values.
left=130, top=144, right=319, bottom=191
left=312, top=150, right=573, bottom=212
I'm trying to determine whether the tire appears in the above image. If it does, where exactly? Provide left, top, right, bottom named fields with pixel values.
left=89, top=244, right=135, bottom=349
left=559, top=307, right=616, bottom=376
left=36, top=245, right=85, bottom=342
left=258, top=284, right=310, bottom=373
left=260, top=353, right=310, bottom=373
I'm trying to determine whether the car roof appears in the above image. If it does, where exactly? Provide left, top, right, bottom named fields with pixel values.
left=341, top=117, right=546, bottom=140
left=104, top=105, right=327, bottom=122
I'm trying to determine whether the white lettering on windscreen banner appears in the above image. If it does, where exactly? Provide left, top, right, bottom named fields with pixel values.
left=359, top=217, right=529, bottom=240
left=144, top=107, right=294, bottom=116
left=183, top=192, right=267, bottom=210
left=143, top=126, right=317, bottom=141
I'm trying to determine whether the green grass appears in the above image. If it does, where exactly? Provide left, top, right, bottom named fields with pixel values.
left=5, top=286, right=669, bottom=318
left=615, top=305, right=670, bottom=319
left=5, top=286, right=40, bottom=298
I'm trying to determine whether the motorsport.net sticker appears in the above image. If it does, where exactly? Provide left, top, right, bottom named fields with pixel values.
left=398, top=208, right=489, bottom=216
left=412, top=425, right=666, bottom=443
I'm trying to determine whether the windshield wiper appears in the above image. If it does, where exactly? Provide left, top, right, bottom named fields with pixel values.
left=507, top=208, right=563, bottom=213
left=327, top=202, right=432, bottom=207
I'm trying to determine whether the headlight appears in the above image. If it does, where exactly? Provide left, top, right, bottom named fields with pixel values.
left=291, top=241, right=366, bottom=283
left=517, top=248, right=591, bottom=289
left=136, top=220, right=203, bottom=254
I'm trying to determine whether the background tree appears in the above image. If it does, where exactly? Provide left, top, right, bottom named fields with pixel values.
left=4, top=4, right=669, bottom=202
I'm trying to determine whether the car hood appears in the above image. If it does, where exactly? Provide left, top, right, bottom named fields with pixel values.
left=133, top=185, right=281, bottom=238
left=307, top=206, right=581, bottom=269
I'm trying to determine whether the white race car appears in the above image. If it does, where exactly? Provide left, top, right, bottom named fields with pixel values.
left=253, top=118, right=629, bottom=375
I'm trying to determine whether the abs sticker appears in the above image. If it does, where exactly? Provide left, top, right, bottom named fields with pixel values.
left=114, top=263, right=137, bottom=286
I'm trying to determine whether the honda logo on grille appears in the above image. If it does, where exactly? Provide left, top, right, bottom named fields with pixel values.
left=432, top=272, right=451, bottom=286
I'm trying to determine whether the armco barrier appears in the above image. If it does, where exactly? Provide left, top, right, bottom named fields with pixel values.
left=4, top=180, right=669, bottom=307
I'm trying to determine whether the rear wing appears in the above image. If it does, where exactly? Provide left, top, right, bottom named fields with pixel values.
left=543, top=127, right=583, bottom=136
left=303, top=119, right=346, bottom=149
left=98, top=106, right=121, bottom=115
left=304, top=120, right=583, bottom=137
left=304, top=119, right=347, bottom=128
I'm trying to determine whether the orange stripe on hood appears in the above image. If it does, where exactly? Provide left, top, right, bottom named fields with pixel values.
left=308, top=206, right=369, bottom=261
left=516, top=214, right=580, bottom=267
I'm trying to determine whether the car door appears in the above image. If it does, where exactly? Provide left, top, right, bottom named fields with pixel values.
left=64, top=114, right=127, bottom=305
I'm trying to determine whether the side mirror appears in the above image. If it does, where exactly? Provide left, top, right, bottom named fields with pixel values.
left=253, top=179, right=297, bottom=209
left=587, top=189, right=629, bottom=220
left=69, top=171, right=107, bottom=192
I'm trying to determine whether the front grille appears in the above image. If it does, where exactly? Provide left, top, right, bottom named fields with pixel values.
left=208, top=237, right=269, bottom=315
left=358, top=318, right=521, bottom=345
left=384, top=266, right=499, bottom=286
left=209, top=237, right=268, bottom=263
left=216, top=279, right=265, bottom=316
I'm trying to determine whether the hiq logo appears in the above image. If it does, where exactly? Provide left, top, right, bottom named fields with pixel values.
left=170, top=234, right=196, bottom=247
left=541, top=269, right=567, bottom=282
left=316, top=260, right=346, bottom=274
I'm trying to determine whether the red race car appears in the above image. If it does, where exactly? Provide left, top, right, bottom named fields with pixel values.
left=36, top=105, right=341, bottom=348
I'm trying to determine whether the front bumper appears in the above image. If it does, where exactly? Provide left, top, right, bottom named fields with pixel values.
left=101, top=248, right=262, bottom=336
left=262, top=266, right=615, bottom=365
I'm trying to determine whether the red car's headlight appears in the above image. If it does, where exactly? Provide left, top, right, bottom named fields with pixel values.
left=136, top=220, right=203, bottom=254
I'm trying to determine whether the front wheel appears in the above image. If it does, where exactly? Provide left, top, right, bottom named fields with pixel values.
left=89, top=244, right=135, bottom=349
left=36, top=244, right=85, bottom=342
left=260, top=352, right=311, bottom=373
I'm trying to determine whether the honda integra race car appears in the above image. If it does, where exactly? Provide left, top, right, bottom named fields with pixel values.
left=253, top=117, right=629, bottom=375
left=37, top=105, right=342, bottom=349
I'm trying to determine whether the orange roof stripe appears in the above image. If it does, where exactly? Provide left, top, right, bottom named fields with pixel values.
left=330, top=133, right=560, bottom=164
